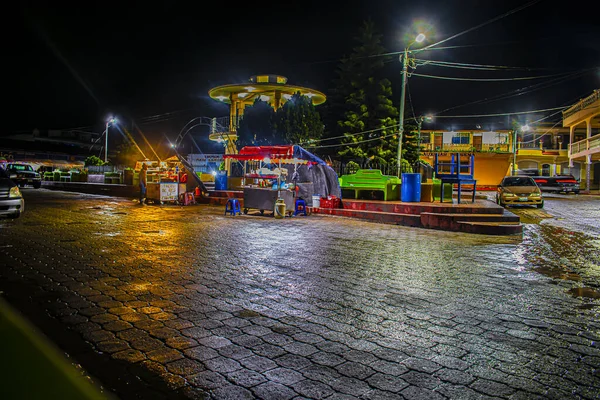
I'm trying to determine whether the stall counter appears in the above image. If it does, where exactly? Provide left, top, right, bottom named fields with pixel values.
left=243, top=187, right=295, bottom=216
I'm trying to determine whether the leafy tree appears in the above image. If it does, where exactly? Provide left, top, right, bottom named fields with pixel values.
left=237, top=99, right=276, bottom=147
left=84, top=155, right=105, bottom=166
left=273, top=92, right=323, bottom=145
left=402, top=123, right=421, bottom=168
left=331, top=20, right=398, bottom=166
left=113, top=140, right=141, bottom=167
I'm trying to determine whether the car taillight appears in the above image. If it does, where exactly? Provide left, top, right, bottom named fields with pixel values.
left=9, top=186, right=21, bottom=198
left=535, top=179, right=547, bottom=183
left=557, top=179, right=577, bottom=183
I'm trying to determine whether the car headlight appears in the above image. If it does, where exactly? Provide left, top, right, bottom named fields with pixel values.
left=503, top=192, right=515, bottom=197
left=9, top=186, right=22, bottom=198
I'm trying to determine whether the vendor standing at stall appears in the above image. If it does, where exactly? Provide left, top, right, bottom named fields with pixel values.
left=139, top=163, right=148, bottom=204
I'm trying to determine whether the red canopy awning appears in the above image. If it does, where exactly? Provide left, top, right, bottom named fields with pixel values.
left=223, top=145, right=295, bottom=161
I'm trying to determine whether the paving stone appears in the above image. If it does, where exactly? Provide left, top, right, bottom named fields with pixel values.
left=217, top=344, right=253, bottom=360
left=204, top=356, right=242, bottom=373
left=96, top=339, right=130, bottom=353
left=165, top=358, right=206, bottom=376
left=225, top=368, right=267, bottom=388
left=291, top=379, right=334, bottom=399
left=188, top=371, right=229, bottom=390
left=401, top=370, right=443, bottom=390
left=184, top=345, right=220, bottom=362
left=165, top=336, right=198, bottom=350
left=240, top=355, right=278, bottom=373
left=434, top=368, right=476, bottom=385
left=470, top=378, right=516, bottom=397
left=253, top=343, right=287, bottom=358
left=275, top=354, right=313, bottom=370
left=370, top=359, right=410, bottom=376
left=329, top=376, right=371, bottom=397
left=366, top=373, right=409, bottom=393
left=335, top=361, right=375, bottom=380
left=252, top=382, right=297, bottom=400
left=283, top=342, right=319, bottom=357
left=264, top=367, right=305, bottom=385
left=146, top=348, right=184, bottom=363
left=112, top=349, right=147, bottom=363
left=197, top=336, right=232, bottom=349
left=211, top=385, right=254, bottom=400
left=401, top=385, right=446, bottom=400
left=401, top=357, right=442, bottom=373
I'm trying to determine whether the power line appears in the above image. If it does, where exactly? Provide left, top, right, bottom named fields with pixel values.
left=433, top=106, right=568, bottom=118
left=431, top=69, right=594, bottom=116
left=410, top=71, right=573, bottom=82
left=414, top=59, right=578, bottom=72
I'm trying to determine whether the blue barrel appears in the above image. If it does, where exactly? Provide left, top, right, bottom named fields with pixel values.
left=401, top=173, right=422, bottom=202
left=215, top=171, right=227, bottom=190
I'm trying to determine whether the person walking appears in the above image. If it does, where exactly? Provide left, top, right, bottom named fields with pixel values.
left=139, top=163, right=148, bottom=204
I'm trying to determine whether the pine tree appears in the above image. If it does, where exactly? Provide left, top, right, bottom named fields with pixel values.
left=332, top=20, right=398, bottom=167
left=237, top=99, right=276, bottom=146
left=273, top=92, right=324, bottom=145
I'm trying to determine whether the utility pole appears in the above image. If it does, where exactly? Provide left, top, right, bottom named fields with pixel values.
left=397, top=48, right=409, bottom=177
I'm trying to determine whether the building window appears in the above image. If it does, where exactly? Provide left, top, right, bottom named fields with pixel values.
left=257, top=76, right=269, bottom=83
left=451, top=133, right=470, bottom=144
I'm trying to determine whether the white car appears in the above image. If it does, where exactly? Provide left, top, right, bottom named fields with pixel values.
left=0, top=167, right=24, bottom=218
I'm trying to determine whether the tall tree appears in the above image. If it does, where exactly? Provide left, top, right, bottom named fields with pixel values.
left=236, top=99, right=276, bottom=147
left=273, top=92, right=323, bottom=145
left=332, top=20, right=398, bottom=166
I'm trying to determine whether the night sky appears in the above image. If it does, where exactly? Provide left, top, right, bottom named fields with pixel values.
left=9, top=0, right=600, bottom=153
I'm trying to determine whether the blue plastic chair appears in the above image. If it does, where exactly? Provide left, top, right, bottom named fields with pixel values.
left=294, top=198, right=307, bottom=216
left=225, top=198, right=241, bottom=216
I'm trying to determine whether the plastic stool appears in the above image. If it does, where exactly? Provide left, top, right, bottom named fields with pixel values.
left=225, top=198, right=241, bottom=216
left=294, top=198, right=307, bottom=216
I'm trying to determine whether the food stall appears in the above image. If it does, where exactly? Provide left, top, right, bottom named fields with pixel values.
left=136, top=157, right=188, bottom=205
left=224, top=145, right=341, bottom=216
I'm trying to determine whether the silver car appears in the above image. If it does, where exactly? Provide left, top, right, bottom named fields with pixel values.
left=0, top=167, right=24, bottom=219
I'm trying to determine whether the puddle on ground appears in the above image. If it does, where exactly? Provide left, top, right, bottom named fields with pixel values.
left=567, top=287, right=600, bottom=299
left=533, top=266, right=581, bottom=281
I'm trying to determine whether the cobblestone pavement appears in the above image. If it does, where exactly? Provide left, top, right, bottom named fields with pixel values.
left=1, top=189, right=599, bottom=400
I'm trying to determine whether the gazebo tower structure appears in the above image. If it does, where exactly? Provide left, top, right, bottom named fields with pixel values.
left=208, top=74, right=326, bottom=172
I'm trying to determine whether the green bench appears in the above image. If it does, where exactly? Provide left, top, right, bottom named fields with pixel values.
left=338, top=169, right=401, bottom=201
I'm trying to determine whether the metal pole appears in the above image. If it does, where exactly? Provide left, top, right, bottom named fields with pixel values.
left=104, top=121, right=109, bottom=163
left=397, top=48, right=409, bottom=177
left=512, top=129, right=517, bottom=176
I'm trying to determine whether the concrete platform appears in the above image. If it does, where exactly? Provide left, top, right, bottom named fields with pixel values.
left=311, top=198, right=523, bottom=236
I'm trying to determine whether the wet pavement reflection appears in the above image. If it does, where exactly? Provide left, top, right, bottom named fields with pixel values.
left=0, top=189, right=599, bottom=399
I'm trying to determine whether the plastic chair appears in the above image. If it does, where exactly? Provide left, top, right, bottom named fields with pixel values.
left=294, top=198, right=307, bottom=216
left=225, top=198, right=241, bottom=216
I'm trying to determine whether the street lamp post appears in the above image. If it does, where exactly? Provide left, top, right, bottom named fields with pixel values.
left=104, top=117, right=116, bottom=163
left=397, top=33, right=425, bottom=177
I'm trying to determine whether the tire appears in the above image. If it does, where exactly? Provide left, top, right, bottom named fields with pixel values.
left=537, top=201, right=544, bottom=209
left=8, top=212, right=20, bottom=219
left=33, top=182, right=41, bottom=189
left=243, top=208, right=248, bottom=215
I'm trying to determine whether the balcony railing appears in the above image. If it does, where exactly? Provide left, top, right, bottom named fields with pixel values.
left=569, top=133, right=600, bottom=157
left=562, top=89, right=600, bottom=120
left=421, top=143, right=511, bottom=153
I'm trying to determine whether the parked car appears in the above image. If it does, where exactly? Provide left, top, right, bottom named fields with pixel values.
left=532, top=175, right=580, bottom=194
left=0, top=167, right=24, bottom=218
left=497, top=176, right=544, bottom=208
left=6, top=163, right=42, bottom=188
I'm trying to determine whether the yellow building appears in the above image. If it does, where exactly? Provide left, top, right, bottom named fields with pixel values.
left=514, top=90, right=599, bottom=191
left=419, top=129, right=514, bottom=187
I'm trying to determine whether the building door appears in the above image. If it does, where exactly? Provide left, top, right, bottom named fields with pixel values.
left=434, top=134, right=443, bottom=150
left=473, top=135, right=482, bottom=151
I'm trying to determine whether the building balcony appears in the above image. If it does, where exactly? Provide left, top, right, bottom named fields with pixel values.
left=420, top=143, right=511, bottom=153
left=569, top=133, right=600, bottom=160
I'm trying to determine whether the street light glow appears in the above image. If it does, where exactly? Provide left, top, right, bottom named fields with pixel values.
left=415, top=33, right=426, bottom=43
